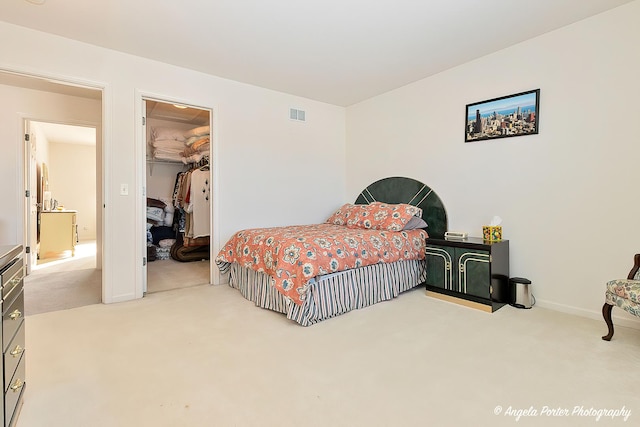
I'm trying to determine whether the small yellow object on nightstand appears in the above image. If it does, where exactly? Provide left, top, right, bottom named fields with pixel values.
left=482, top=226, right=502, bottom=241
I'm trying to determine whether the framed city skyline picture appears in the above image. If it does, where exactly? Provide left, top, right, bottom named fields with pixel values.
left=465, top=89, right=540, bottom=142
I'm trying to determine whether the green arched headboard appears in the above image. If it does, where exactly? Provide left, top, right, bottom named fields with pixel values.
left=354, top=177, right=448, bottom=239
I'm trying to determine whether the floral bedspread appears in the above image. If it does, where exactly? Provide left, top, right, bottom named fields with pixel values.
left=215, top=223, right=428, bottom=305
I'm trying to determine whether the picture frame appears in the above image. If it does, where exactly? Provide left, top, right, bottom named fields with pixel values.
left=465, top=89, right=540, bottom=142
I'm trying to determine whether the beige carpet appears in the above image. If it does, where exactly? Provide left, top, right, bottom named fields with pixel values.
left=17, top=284, right=640, bottom=427
left=24, top=241, right=101, bottom=316
left=24, top=267, right=102, bottom=316
left=24, top=241, right=210, bottom=315
left=146, top=258, right=210, bottom=293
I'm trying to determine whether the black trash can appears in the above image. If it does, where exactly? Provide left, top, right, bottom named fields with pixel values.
left=509, top=277, right=533, bottom=309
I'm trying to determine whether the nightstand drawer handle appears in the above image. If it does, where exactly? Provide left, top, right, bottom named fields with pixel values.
left=10, top=345, right=23, bottom=357
left=9, top=309, right=22, bottom=320
left=10, top=378, right=23, bottom=392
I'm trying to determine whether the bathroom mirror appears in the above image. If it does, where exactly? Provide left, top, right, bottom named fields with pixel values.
left=41, top=162, right=50, bottom=210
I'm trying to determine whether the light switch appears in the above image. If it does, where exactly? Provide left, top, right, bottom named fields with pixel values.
left=120, top=184, right=129, bottom=196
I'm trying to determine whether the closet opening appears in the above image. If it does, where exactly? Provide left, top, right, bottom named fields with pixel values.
left=143, top=98, right=212, bottom=294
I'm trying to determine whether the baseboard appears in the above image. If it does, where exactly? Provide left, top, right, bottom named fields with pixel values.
left=426, top=291, right=493, bottom=313
left=535, top=299, right=640, bottom=330
left=107, top=293, right=138, bottom=304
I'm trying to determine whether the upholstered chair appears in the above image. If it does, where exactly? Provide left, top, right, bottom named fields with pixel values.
left=602, top=254, right=640, bottom=341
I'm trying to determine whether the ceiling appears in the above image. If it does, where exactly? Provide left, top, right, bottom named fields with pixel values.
left=31, top=121, right=96, bottom=146
left=0, top=72, right=101, bottom=100
left=0, top=0, right=633, bottom=106
left=146, top=101, right=210, bottom=126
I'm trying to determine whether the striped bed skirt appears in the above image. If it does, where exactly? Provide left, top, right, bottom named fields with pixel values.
left=228, top=259, right=427, bottom=326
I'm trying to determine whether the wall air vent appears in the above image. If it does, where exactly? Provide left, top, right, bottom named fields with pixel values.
left=289, top=108, right=306, bottom=122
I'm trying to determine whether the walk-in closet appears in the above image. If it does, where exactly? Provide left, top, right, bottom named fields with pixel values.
left=144, top=99, right=211, bottom=293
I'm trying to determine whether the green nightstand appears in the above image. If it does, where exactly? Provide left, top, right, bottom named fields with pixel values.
left=424, top=237, right=509, bottom=312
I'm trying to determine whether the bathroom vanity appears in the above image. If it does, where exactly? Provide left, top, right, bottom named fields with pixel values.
left=39, top=210, right=77, bottom=259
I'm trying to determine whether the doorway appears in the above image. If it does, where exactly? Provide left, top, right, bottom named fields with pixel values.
left=29, top=121, right=97, bottom=262
left=0, top=70, right=104, bottom=315
left=24, top=120, right=102, bottom=315
left=142, top=98, right=213, bottom=294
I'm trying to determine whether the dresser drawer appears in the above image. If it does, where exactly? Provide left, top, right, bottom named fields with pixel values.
left=5, top=354, right=26, bottom=427
left=1, top=258, right=23, bottom=303
left=3, top=291, right=24, bottom=353
left=4, top=322, right=25, bottom=392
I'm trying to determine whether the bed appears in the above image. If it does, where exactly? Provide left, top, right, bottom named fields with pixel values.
left=215, top=177, right=448, bottom=325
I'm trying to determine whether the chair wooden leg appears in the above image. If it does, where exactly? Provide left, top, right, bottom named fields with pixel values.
left=602, top=303, right=614, bottom=341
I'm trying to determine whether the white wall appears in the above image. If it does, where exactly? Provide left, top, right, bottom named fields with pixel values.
left=346, top=2, right=640, bottom=326
left=48, top=141, right=97, bottom=240
left=33, top=126, right=50, bottom=169
left=5, top=5, right=634, bottom=323
left=146, top=163, right=182, bottom=204
left=0, top=21, right=346, bottom=303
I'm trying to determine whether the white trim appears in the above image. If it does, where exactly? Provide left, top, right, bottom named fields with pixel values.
left=18, top=117, right=27, bottom=251
left=210, top=104, right=221, bottom=285
left=100, top=84, right=111, bottom=303
left=134, top=91, right=146, bottom=299
left=0, top=66, right=111, bottom=303
left=535, top=299, right=640, bottom=331
left=0, top=65, right=106, bottom=93
left=135, top=91, right=220, bottom=293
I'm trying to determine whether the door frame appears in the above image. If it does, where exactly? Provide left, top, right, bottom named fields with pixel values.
left=23, top=120, right=38, bottom=274
left=135, top=90, right=220, bottom=297
left=2, top=67, right=108, bottom=302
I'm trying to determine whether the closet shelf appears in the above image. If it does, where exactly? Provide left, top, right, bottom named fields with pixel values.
left=146, top=158, right=184, bottom=176
left=146, top=158, right=184, bottom=164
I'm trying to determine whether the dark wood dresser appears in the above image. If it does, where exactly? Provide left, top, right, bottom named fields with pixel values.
left=0, top=245, right=25, bottom=427
left=424, top=237, right=510, bottom=312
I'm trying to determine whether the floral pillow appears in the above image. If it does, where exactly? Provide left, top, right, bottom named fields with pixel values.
left=326, top=202, right=423, bottom=231
left=325, top=203, right=353, bottom=226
